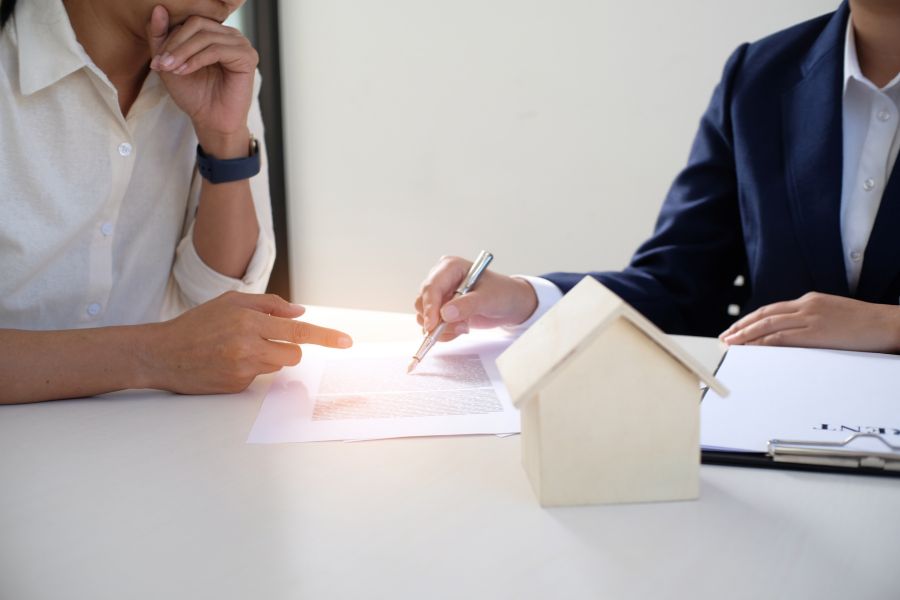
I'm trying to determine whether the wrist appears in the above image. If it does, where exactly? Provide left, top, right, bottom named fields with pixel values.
left=892, top=306, right=900, bottom=354
left=196, top=127, right=251, bottom=159
left=130, top=322, right=167, bottom=390
left=510, top=276, right=539, bottom=325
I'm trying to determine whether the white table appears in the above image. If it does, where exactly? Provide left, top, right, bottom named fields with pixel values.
left=1, top=306, right=898, bottom=600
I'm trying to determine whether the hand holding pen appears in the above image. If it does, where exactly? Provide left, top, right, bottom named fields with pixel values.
left=408, top=251, right=494, bottom=373
left=410, top=252, right=541, bottom=372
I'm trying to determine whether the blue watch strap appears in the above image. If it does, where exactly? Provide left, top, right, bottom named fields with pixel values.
left=196, top=138, right=261, bottom=184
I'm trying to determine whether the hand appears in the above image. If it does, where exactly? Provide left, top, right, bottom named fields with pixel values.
left=142, top=292, right=353, bottom=394
left=147, top=5, right=258, bottom=156
left=719, top=292, right=900, bottom=353
left=414, top=256, right=538, bottom=343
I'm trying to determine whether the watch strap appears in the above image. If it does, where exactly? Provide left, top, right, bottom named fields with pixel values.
left=196, top=137, right=261, bottom=184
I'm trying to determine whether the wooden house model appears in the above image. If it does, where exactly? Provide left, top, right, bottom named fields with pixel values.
left=496, top=276, right=727, bottom=507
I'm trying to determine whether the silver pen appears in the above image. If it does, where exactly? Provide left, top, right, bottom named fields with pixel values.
left=407, top=250, right=494, bottom=374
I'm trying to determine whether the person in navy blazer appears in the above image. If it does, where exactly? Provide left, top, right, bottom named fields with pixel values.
left=415, top=0, right=900, bottom=353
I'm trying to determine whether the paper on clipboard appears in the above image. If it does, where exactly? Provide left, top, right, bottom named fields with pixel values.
left=700, top=345, right=900, bottom=455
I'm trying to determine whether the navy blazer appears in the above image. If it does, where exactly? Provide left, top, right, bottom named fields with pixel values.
left=544, top=3, right=900, bottom=337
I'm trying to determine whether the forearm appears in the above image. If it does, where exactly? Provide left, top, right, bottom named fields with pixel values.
left=0, top=325, right=158, bottom=404
left=192, top=127, right=260, bottom=279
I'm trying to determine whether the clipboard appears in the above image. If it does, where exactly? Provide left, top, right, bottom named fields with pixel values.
left=699, top=346, right=900, bottom=478
left=701, top=432, right=900, bottom=478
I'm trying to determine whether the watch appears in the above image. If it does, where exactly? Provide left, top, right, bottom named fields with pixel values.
left=196, top=136, right=261, bottom=184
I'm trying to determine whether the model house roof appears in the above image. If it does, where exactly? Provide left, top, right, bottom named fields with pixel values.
left=497, top=277, right=728, bottom=406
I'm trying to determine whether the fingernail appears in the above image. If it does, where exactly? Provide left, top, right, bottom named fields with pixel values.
left=441, top=305, right=459, bottom=321
left=160, top=53, right=175, bottom=68
left=150, top=56, right=159, bottom=70
left=455, top=324, right=468, bottom=334
left=337, top=336, right=352, bottom=348
left=173, top=64, right=187, bottom=74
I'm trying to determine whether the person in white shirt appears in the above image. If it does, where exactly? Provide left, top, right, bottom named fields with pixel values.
left=0, top=0, right=352, bottom=404
left=415, top=0, right=900, bottom=354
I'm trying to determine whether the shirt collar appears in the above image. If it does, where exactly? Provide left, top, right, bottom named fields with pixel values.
left=844, top=16, right=865, bottom=94
left=16, top=0, right=94, bottom=96
left=843, top=16, right=900, bottom=95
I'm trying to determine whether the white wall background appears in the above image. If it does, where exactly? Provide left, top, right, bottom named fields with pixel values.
left=279, top=0, right=838, bottom=311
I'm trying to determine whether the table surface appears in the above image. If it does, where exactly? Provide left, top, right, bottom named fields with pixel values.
left=1, top=306, right=898, bottom=600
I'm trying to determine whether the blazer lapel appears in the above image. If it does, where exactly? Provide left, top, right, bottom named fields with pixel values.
left=855, top=166, right=900, bottom=301
left=781, top=3, right=850, bottom=297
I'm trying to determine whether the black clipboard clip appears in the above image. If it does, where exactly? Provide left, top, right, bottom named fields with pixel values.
left=767, top=432, right=900, bottom=471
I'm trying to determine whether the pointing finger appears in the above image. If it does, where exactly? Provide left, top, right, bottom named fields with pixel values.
left=263, top=317, right=353, bottom=349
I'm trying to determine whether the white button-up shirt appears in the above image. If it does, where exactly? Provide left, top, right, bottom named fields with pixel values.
left=840, top=20, right=900, bottom=293
left=0, top=0, right=275, bottom=331
left=517, top=17, right=900, bottom=329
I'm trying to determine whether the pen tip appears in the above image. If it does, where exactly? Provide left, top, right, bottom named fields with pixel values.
left=406, top=358, right=418, bottom=374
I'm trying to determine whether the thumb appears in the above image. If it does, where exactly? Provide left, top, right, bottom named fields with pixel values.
left=440, top=292, right=484, bottom=324
left=147, top=5, right=169, bottom=58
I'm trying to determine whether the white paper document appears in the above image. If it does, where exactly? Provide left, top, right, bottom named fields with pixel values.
left=247, top=335, right=520, bottom=443
left=701, top=345, right=900, bottom=454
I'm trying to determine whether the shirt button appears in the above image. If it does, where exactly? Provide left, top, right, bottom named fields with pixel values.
left=100, top=222, right=114, bottom=236
left=863, top=178, right=875, bottom=192
left=118, top=142, right=133, bottom=157
left=850, top=250, right=863, bottom=262
left=877, top=109, right=891, bottom=122
left=86, top=303, right=102, bottom=317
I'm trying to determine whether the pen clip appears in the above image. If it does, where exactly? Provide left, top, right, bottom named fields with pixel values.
left=456, top=250, right=494, bottom=295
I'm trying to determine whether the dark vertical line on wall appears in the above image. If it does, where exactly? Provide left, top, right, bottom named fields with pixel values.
left=248, top=0, right=290, bottom=300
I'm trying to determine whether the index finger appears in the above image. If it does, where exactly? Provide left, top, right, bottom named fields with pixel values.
left=719, top=298, right=800, bottom=339
left=262, top=316, right=353, bottom=349
left=159, top=15, right=239, bottom=55
left=419, top=257, right=469, bottom=331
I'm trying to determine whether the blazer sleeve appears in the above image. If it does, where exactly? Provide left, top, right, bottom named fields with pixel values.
left=543, top=44, right=752, bottom=336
